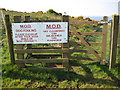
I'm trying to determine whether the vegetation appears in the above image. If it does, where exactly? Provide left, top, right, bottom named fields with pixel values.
left=0, top=9, right=120, bottom=88
left=46, top=9, right=62, bottom=16
left=2, top=61, right=119, bottom=88
left=0, top=8, right=6, bottom=11
left=72, top=16, right=93, bottom=21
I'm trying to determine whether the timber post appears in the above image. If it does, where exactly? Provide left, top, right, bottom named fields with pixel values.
left=62, top=15, right=70, bottom=70
left=5, top=15, right=15, bottom=64
left=109, top=15, right=119, bottom=69
left=101, top=16, right=108, bottom=64
left=14, top=16, right=25, bottom=67
left=25, top=16, right=32, bottom=59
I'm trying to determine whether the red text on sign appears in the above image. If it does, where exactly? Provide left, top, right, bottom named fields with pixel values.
left=46, top=24, right=61, bottom=29
left=20, top=24, right=31, bottom=28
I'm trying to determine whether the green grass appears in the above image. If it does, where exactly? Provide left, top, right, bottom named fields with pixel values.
left=2, top=61, right=119, bottom=88
left=1, top=10, right=120, bottom=88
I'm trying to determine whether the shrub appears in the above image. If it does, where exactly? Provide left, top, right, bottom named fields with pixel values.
left=85, top=17, right=92, bottom=21
left=78, top=16, right=84, bottom=20
left=46, top=9, right=62, bottom=16
left=37, top=11, right=43, bottom=14
left=0, top=8, right=6, bottom=11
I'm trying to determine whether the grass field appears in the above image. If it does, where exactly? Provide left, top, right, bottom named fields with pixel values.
left=1, top=10, right=120, bottom=88
left=2, top=60, right=119, bottom=88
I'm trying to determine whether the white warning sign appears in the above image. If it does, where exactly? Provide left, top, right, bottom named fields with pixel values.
left=12, top=22, right=68, bottom=44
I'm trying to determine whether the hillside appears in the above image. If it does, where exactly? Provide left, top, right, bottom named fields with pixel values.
left=0, top=10, right=120, bottom=88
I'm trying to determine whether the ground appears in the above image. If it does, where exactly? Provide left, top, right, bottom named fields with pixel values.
left=2, top=60, right=120, bottom=88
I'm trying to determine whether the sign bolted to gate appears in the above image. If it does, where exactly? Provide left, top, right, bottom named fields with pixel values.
left=12, top=22, right=68, bottom=44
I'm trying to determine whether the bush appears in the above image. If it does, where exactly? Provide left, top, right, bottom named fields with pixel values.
left=46, top=9, right=62, bottom=16
left=78, top=16, right=84, bottom=20
left=85, top=17, right=92, bottom=21
left=37, top=11, right=43, bottom=14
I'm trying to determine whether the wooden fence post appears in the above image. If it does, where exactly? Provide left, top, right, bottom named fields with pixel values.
left=109, top=15, right=119, bottom=69
left=25, top=16, right=32, bottom=59
left=118, top=16, right=120, bottom=63
left=14, top=16, right=25, bottom=67
left=101, top=16, right=108, bottom=64
left=5, top=15, right=15, bottom=64
left=25, top=16, right=30, bottom=22
left=62, top=15, right=69, bottom=70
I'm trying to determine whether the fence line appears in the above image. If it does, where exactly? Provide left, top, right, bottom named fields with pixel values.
left=6, top=15, right=120, bottom=70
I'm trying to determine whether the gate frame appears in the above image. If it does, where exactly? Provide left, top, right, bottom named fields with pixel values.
left=5, top=15, right=112, bottom=69
left=5, top=15, right=70, bottom=70
left=69, top=16, right=108, bottom=64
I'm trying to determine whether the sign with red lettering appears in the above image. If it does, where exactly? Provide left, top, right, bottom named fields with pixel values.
left=12, top=22, right=68, bottom=44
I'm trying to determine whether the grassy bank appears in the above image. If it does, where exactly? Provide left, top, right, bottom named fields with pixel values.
left=1, top=10, right=120, bottom=88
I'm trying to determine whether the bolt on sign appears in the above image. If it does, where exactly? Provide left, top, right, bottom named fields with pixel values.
left=12, top=22, right=68, bottom=44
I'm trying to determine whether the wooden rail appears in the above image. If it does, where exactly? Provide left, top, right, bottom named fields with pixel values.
left=15, top=49, right=69, bottom=53
left=16, top=58, right=68, bottom=63
left=69, top=41, right=102, bottom=46
left=69, top=32, right=103, bottom=35
left=69, top=19, right=98, bottom=25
